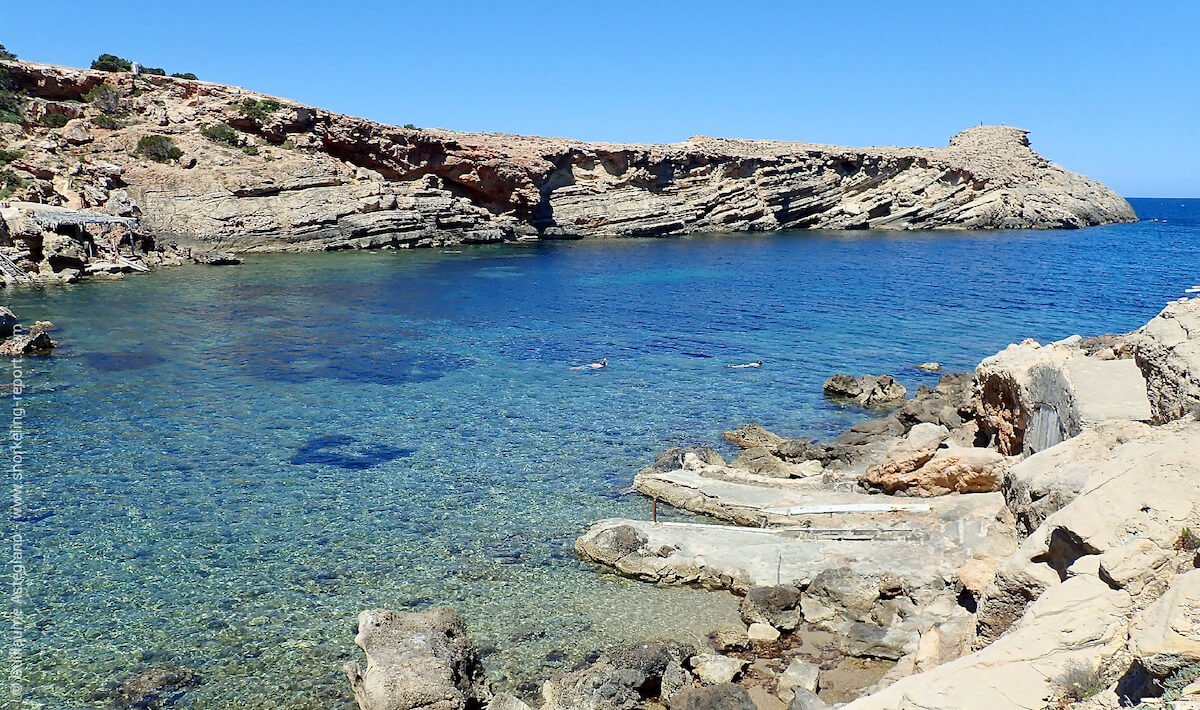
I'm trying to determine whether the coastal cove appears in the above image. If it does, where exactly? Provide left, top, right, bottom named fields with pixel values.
left=6, top=199, right=1199, bottom=708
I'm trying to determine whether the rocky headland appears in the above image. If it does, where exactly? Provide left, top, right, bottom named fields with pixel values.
left=345, top=296, right=1200, bottom=710
left=0, top=57, right=1135, bottom=285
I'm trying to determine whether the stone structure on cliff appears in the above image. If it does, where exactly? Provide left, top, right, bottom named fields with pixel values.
left=0, top=59, right=1135, bottom=263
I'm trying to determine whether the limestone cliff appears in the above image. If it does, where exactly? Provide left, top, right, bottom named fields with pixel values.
left=0, top=60, right=1135, bottom=253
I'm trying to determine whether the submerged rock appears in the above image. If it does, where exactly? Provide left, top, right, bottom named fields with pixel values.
left=540, top=641, right=693, bottom=710
left=110, top=666, right=200, bottom=709
left=672, top=683, right=756, bottom=710
left=344, top=607, right=491, bottom=710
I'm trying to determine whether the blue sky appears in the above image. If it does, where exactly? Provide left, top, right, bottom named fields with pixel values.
left=5, top=1, right=1197, bottom=196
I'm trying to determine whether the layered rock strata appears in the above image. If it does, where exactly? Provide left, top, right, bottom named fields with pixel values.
left=0, top=60, right=1136, bottom=259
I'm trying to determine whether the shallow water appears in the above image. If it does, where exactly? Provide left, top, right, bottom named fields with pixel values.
left=3, top=198, right=1198, bottom=708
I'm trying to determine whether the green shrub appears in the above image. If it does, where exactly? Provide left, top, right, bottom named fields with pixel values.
left=0, top=90, right=21, bottom=123
left=0, top=169, right=24, bottom=199
left=0, top=148, right=21, bottom=165
left=0, top=44, right=15, bottom=61
left=242, top=144, right=259, bottom=156
left=1051, top=661, right=1105, bottom=702
left=200, top=122, right=239, bottom=146
left=141, top=67, right=167, bottom=76
left=1177, top=527, right=1200, bottom=551
left=238, top=98, right=280, bottom=122
left=40, top=113, right=68, bottom=128
left=402, top=123, right=418, bottom=130
left=84, top=84, right=123, bottom=114
left=171, top=72, right=198, bottom=80
left=92, top=114, right=121, bottom=130
left=1162, top=664, right=1200, bottom=701
left=92, top=54, right=133, bottom=72
left=136, top=134, right=183, bottom=162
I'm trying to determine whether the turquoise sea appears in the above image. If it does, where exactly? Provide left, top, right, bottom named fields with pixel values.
left=3, top=198, right=1198, bottom=708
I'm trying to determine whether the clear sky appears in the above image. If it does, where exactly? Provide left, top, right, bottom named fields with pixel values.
left=5, top=1, right=1197, bottom=196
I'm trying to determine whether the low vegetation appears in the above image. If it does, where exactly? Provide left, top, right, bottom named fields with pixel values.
left=403, top=123, right=418, bottom=130
left=135, top=134, right=183, bottom=163
left=171, top=72, right=198, bottom=80
left=0, top=44, right=15, bottom=61
left=0, top=148, right=21, bottom=165
left=237, top=98, right=280, bottom=122
left=39, top=113, right=68, bottom=128
left=0, top=169, right=24, bottom=200
left=1051, top=661, right=1105, bottom=702
left=0, top=66, right=23, bottom=123
left=84, top=84, right=123, bottom=114
left=200, top=122, right=239, bottom=146
left=1161, top=663, right=1200, bottom=701
left=242, top=144, right=259, bottom=156
left=1176, top=527, right=1200, bottom=551
left=92, top=114, right=121, bottom=130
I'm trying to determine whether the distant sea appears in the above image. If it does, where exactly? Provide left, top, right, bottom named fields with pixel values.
left=3, top=198, right=1197, bottom=708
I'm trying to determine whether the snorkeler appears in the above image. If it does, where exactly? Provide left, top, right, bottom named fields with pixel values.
left=727, top=361, right=763, bottom=368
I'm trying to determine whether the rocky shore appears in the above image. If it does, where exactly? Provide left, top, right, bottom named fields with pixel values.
left=0, top=58, right=1134, bottom=271
left=344, top=296, right=1200, bottom=710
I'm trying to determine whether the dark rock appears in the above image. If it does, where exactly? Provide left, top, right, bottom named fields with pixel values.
left=740, top=585, right=803, bottom=631
left=0, top=307, right=16, bottom=339
left=344, top=607, right=491, bottom=710
left=729, top=446, right=793, bottom=478
left=0, top=322, right=55, bottom=357
left=110, top=666, right=199, bottom=709
left=671, top=683, right=756, bottom=710
left=645, top=446, right=724, bottom=473
left=823, top=373, right=863, bottom=399
left=839, top=621, right=914, bottom=660
left=806, top=568, right=879, bottom=620
left=541, top=641, right=694, bottom=710
left=191, top=250, right=242, bottom=265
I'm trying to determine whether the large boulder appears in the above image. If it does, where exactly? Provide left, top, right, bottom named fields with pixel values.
left=1129, top=569, right=1200, bottom=677
left=860, top=423, right=947, bottom=488
left=1135, top=297, right=1200, bottom=423
left=671, top=683, right=756, bottom=710
left=864, top=446, right=1008, bottom=497
left=540, top=641, right=693, bottom=710
left=722, top=423, right=784, bottom=449
left=729, top=446, right=821, bottom=478
left=0, top=321, right=55, bottom=357
left=975, top=339, right=1151, bottom=455
left=740, top=585, right=803, bottom=631
left=344, top=608, right=491, bottom=710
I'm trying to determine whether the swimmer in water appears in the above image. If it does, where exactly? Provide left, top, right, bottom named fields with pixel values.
left=570, top=358, right=608, bottom=370
left=727, top=361, right=763, bottom=369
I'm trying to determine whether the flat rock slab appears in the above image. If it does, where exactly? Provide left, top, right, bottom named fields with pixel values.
left=576, top=496, right=1012, bottom=593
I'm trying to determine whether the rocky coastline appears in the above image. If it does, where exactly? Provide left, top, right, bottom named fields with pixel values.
left=0, top=57, right=1136, bottom=285
left=341, top=296, right=1200, bottom=710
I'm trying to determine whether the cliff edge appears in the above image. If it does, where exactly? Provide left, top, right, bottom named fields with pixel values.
left=0, top=60, right=1136, bottom=252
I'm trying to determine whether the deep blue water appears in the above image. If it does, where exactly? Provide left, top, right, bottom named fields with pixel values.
left=2, top=198, right=1198, bottom=708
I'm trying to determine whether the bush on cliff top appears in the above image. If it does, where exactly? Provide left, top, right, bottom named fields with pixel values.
left=92, top=54, right=133, bottom=72
left=136, top=134, right=183, bottom=163
left=238, top=98, right=280, bottom=122
left=200, top=122, right=240, bottom=147
left=171, top=72, right=198, bottom=80
left=0, top=45, right=15, bottom=61
left=92, top=114, right=121, bottom=130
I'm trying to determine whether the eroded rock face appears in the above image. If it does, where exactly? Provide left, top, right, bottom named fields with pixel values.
left=1135, top=298, right=1200, bottom=423
left=0, top=60, right=1136, bottom=253
left=974, top=340, right=1151, bottom=455
left=344, top=608, right=491, bottom=710
left=864, top=446, right=1008, bottom=497
left=1130, top=569, right=1200, bottom=677
left=977, top=417, right=1200, bottom=642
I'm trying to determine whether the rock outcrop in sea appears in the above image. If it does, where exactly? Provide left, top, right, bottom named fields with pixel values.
left=0, top=58, right=1135, bottom=264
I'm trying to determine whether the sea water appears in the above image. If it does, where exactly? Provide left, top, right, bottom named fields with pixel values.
left=2, top=198, right=1197, bottom=708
